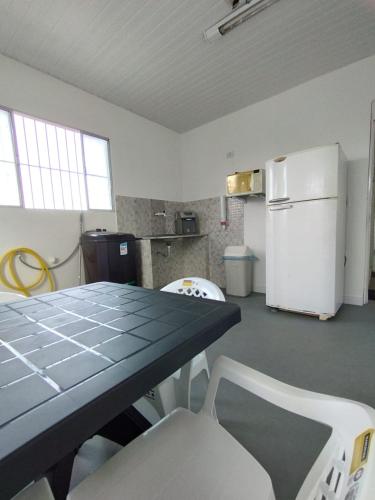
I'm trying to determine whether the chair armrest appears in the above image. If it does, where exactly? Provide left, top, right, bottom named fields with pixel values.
left=201, top=356, right=375, bottom=439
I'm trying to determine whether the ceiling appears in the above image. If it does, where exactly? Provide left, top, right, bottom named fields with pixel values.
left=0, top=0, right=375, bottom=132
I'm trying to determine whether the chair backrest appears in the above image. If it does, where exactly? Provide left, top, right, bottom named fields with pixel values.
left=297, top=425, right=375, bottom=500
left=0, top=291, right=24, bottom=303
left=161, top=277, right=225, bottom=302
left=202, top=356, right=375, bottom=500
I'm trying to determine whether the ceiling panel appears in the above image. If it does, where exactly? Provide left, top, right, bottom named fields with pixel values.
left=0, top=0, right=375, bottom=132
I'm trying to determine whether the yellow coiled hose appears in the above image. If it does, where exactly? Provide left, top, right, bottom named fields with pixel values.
left=0, top=247, right=55, bottom=297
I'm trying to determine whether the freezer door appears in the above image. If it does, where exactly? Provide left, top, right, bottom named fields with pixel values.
left=266, top=145, right=339, bottom=204
left=266, top=199, right=338, bottom=315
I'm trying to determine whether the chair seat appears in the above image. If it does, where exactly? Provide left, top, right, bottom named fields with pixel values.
left=68, top=408, right=275, bottom=500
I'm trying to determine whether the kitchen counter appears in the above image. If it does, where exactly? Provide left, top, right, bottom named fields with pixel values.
left=137, top=234, right=209, bottom=289
left=141, top=233, right=207, bottom=240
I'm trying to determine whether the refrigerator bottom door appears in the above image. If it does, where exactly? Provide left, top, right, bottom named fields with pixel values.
left=266, top=199, right=338, bottom=315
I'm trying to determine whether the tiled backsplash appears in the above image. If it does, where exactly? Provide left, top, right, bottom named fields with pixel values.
left=116, top=196, right=186, bottom=238
left=116, top=195, right=244, bottom=288
left=116, top=197, right=152, bottom=237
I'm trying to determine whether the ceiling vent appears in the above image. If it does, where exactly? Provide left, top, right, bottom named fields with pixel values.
left=204, top=0, right=280, bottom=41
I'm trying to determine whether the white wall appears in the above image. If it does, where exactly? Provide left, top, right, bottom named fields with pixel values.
left=1, top=52, right=374, bottom=299
left=0, top=54, right=181, bottom=293
left=243, top=198, right=266, bottom=293
left=345, top=160, right=369, bottom=305
left=181, top=55, right=375, bottom=302
left=0, top=208, right=116, bottom=293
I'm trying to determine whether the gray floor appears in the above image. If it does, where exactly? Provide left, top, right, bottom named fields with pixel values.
left=191, top=293, right=375, bottom=500
left=72, top=294, right=375, bottom=500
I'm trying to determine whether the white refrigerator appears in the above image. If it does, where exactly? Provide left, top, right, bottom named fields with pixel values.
left=266, top=144, right=347, bottom=319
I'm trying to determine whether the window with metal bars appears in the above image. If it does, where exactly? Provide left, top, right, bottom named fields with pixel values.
left=0, top=107, right=113, bottom=211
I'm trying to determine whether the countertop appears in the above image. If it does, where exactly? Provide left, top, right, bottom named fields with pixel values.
left=141, top=233, right=207, bottom=240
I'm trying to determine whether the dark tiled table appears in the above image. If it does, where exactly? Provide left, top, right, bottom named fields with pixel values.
left=0, top=282, right=240, bottom=499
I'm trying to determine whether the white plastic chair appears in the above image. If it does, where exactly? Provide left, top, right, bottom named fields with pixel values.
left=0, top=291, right=24, bottom=303
left=68, top=356, right=375, bottom=500
left=161, top=277, right=225, bottom=301
left=136, top=277, right=225, bottom=422
left=12, top=479, right=54, bottom=500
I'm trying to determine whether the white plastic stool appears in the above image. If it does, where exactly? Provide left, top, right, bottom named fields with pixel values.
left=135, top=277, right=224, bottom=422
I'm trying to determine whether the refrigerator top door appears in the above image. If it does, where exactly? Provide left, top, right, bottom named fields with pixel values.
left=266, top=144, right=340, bottom=204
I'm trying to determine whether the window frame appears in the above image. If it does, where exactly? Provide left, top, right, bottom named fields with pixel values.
left=0, top=104, right=114, bottom=212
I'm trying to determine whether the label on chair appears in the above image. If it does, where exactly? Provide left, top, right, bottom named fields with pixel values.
left=350, top=429, right=374, bottom=474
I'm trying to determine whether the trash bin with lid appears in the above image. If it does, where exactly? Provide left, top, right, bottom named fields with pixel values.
left=223, top=245, right=255, bottom=297
left=81, top=230, right=137, bottom=285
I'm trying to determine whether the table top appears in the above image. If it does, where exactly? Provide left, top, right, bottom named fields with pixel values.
left=0, top=282, right=240, bottom=498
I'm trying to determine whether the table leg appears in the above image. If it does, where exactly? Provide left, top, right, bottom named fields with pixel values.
left=46, top=450, right=76, bottom=500
left=98, top=405, right=152, bottom=446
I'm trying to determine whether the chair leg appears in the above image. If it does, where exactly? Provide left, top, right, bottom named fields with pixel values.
left=137, top=352, right=214, bottom=420
left=176, top=356, right=215, bottom=413
left=133, top=397, right=161, bottom=425
left=188, top=354, right=217, bottom=417
left=141, top=377, right=177, bottom=419
left=200, top=366, right=217, bottom=419
left=155, top=377, right=177, bottom=415
left=175, top=362, right=192, bottom=410
left=190, top=351, right=209, bottom=380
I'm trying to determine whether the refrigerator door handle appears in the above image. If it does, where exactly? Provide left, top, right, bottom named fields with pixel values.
left=269, top=204, right=294, bottom=211
left=269, top=197, right=290, bottom=203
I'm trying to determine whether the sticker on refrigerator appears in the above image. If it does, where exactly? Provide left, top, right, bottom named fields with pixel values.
left=120, top=242, right=128, bottom=256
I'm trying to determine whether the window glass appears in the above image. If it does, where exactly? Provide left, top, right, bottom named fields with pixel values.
left=83, top=134, right=112, bottom=210
left=0, top=110, right=15, bottom=162
left=1, top=111, right=112, bottom=211
left=86, top=176, right=112, bottom=210
left=0, top=110, right=20, bottom=206
left=0, top=160, right=20, bottom=206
